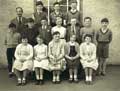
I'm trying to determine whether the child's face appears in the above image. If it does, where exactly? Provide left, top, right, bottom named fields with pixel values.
left=22, top=38, right=28, bottom=45
left=54, top=4, right=60, bottom=11
left=70, top=35, right=76, bottom=42
left=84, top=19, right=92, bottom=27
left=85, top=36, right=91, bottom=44
left=71, top=3, right=77, bottom=10
left=53, top=34, right=60, bottom=42
left=41, top=20, right=47, bottom=25
left=27, top=22, right=34, bottom=28
left=101, top=22, right=109, bottom=28
left=37, top=37, right=43, bottom=45
left=9, top=27, right=16, bottom=32
left=36, top=5, right=43, bottom=12
left=56, top=18, right=62, bottom=26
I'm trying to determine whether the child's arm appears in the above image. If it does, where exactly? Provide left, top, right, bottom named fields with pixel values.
left=26, top=45, right=33, bottom=60
left=109, top=30, right=113, bottom=43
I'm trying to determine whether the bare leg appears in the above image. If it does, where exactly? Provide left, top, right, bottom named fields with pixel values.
left=14, top=69, right=22, bottom=85
left=98, top=57, right=103, bottom=75
left=39, top=68, right=44, bottom=80
left=69, top=69, right=73, bottom=80
left=35, top=68, right=40, bottom=80
left=102, top=58, right=107, bottom=75
left=88, top=68, right=93, bottom=82
left=52, top=71, right=56, bottom=82
left=22, top=69, right=28, bottom=85
left=73, top=68, right=78, bottom=80
left=56, top=70, right=60, bottom=82
left=85, top=68, right=89, bottom=82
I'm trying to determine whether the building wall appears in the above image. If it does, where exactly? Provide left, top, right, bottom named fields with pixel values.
left=83, top=0, right=120, bottom=64
left=0, top=0, right=120, bottom=67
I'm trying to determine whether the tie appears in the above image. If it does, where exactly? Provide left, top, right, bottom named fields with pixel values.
left=18, top=17, right=22, bottom=24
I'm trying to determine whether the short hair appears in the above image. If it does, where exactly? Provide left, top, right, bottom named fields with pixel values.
left=36, top=1, right=43, bottom=6
left=101, top=18, right=109, bottom=23
left=21, top=35, right=28, bottom=39
left=27, top=18, right=34, bottom=23
left=84, top=17, right=92, bottom=21
left=52, top=31, right=60, bottom=36
left=16, top=7, right=23, bottom=12
left=53, top=2, right=60, bottom=6
left=36, top=35, right=43, bottom=40
left=84, top=34, right=92, bottom=40
left=8, top=23, right=16, bottom=28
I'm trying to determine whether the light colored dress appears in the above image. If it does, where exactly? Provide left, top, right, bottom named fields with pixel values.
left=33, top=44, right=49, bottom=70
left=13, top=43, right=33, bottom=71
left=80, top=42, right=98, bottom=70
left=48, top=39, right=66, bottom=71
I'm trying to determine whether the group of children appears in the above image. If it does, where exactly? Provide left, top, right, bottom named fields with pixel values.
left=4, top=0, right=112, bottom=86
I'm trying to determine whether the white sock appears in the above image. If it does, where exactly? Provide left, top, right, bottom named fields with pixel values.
left=70, top=75, right=73, bottom=79
left=74, top=75, right=77, bottom=80
left=53, top=76, right=56, bottom=81
left=86, top=76, right=89, bottom=81
left=88, top=76, right=92, bottom=81
left=36, top=75, right=39, bottom=80
left=40, top=75, right=43, bottom=80
left=22, top=77, right=26, bottom=81
left=56, top=75, right=60, bottom=81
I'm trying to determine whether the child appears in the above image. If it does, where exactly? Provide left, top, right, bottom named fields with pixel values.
left=80, top=17, right=96, bottom=43
left=66, top=18, right=80, bottom=44
left=80, top=34, right=98, bottom=85
left=65, top=34, right=80, bottom=83
left=51, top=17, right=66, bottom=44
left=50, top=2, right=66, bottom=27
left=33, top=1, right=47, bottom=26
left=38, top=18, right=52, bottom=45
left=96, top=18, right=112, bottom=76
left=34, top=35, right=49, bottom=85
left=12, top=36, right=33, bottom=86
left=66, top=1, right=81, bottom=26
left=22, top=18, right=39, bottom=46
left=48, top=31, right=66, bottom=84
left=4, top=23, right=21, bottom=78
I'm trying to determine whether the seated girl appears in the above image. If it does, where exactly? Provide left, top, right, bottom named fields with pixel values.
left=65, top=34, right=80, bottom=83
left=48, top=31, right=66, bottom=84
left=80, top=34, right=98, bottom=85
left=13, top=36, right=33, bottom=86
left=34, top=35, right=49, bottom=85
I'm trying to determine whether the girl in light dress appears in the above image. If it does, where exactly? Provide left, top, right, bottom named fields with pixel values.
left=34, top=35, right=49, bottom=85
left=13, top=36, right=33, bottom=86
left=80, top=34, right=98, bottom=85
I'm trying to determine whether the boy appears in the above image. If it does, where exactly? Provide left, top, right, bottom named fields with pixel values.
left=80, top=17, right=96, bottom=43
left=5, top=23, right=21, bottom=78
left=96, top=18, right=112, bottom=76
left=38, top=18, right=52, bottom=45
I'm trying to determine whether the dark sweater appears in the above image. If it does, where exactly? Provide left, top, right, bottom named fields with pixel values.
left=96, top=28, right=112, bottom=43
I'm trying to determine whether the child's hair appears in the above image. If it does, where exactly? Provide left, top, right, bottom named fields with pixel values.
left=27, top=18, right=34, bottom=23
left=8, top=23, right=16, bottom=28
left=84, top=34, right=92, bottom=40
left=53, top=2, right=60, bottom=6
left=101, top=18, right=109, bottom=23
left=70, top=0, right=77, bottom=4
left=16, top=7, right=23, bottom=12
left=36, top=35, right=43, bottom=40
left=84, top=17, right=92, bottom=21
left=52, top=31, right=60, bottom=36
left=21, top=35, right=28, bottom=39
left=36, top=1, right=43, bottom=6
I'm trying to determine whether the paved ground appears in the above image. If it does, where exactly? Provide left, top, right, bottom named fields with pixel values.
left=0, top=66, right=120, bottom=91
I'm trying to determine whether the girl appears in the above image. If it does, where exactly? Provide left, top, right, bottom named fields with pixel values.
left=34, top=35, right=49, bottom=85
left=80, top=34, right=98, bottom=85
left=13, top=36, right=33, bottom=86
left=65, top=34, right=80, bottom=83
left=48, top=31, right=66, bottom=84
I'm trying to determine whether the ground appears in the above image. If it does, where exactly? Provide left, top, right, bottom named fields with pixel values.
left=0, top=65, right=120, bottom=91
